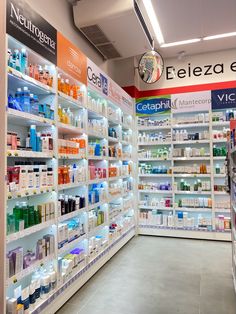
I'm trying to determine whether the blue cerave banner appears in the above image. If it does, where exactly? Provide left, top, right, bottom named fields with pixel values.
left=211, top=88, right=236, bottom=110
left=136, top=96, right=171, bottom=116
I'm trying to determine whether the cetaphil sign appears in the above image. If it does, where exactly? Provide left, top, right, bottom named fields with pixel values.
left=136, top=96, right=171, bottom=116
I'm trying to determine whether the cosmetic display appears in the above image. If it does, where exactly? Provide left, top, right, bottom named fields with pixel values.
left=138, top=109, right=230, bottom=240
left=4, top=29, right=135, bottom=314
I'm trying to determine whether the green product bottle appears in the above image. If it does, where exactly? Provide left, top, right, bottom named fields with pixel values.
left=28, top=206, right=35, bottom=227
left=13, top=202, right=21, bottom=220
left=34, top=208, right=40, bottom=224
left=21, top=202, right=29, bottom=229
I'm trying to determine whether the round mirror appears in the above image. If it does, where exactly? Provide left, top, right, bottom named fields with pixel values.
left=138, top=50, right=164, bottom=84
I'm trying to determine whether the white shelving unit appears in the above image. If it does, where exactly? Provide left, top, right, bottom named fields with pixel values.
left=4, top=34, right=136, bottom=314
left=137, top=110, right=231, bottom=240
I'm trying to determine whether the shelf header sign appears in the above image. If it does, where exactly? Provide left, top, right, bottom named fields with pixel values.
left=6, top=0, right=57, bottom=64
left=57, top=32, right=87, bottom=85
left=211, top=88, right=236, bottom=110
left=87, top=58, right=133, bottom=114
left=171, top=91, right=211, bottom=113
left=136, top=96, right=171, bottom=116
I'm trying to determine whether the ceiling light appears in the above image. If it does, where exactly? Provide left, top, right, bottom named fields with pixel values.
left=142, top=0, right=164, bottom=45
left=203, top=32, right=236, bottom=40
left=161, top=38, right=201, bottom=48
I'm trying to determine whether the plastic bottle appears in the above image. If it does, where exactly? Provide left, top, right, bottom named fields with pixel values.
left=36, top=132, right=42, bottom=152
left=15, top=88, right=22, bottom=107
left=48, top=265, right=57, bottom=291
left=21, top=86, right=31, bottom=113
left=30, top=125, right=37, bottom=151
left=21, top=48, right=28, bottom=74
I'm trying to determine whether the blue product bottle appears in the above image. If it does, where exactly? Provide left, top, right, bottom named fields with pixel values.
left=21, top=48, right=28, bottom=74
left=95, top=188, right=100, bottom=203
left=22, top=87, right=30, bottom=113
left=15, top=88, right=22, bottom=106
left=36, top=132, right=42, bottom=152
left=30, top=125, right=37, bottom=151
left=94, top=141, right=101, bottom=156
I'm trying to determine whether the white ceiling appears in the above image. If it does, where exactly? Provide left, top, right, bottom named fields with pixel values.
left=138, top=0, right=236, bottom=58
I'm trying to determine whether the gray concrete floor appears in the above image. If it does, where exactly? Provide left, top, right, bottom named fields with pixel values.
left=57, top=236, right=236, bottom=314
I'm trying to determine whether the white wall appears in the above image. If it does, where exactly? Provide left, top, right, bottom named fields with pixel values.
left=26, top=0, right=105, bottom=67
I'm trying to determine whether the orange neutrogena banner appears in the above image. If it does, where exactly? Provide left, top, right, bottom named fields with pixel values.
left=57, top=32, right=87, bottom=85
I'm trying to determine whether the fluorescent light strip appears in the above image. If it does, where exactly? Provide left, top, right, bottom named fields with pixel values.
left=203, top=32, right=236, bottom=40
left=161, top=38, right=201, bottom=48
left=143, top=0, right=164, bottom=45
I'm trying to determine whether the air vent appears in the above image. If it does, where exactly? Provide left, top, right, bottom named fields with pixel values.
left=80, top=25, right=109, bottom=45
left=133, top=0, right=153, bottom=46
left=96, top=43, right=121, bottom=59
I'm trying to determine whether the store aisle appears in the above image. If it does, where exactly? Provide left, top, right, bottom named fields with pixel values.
left=57, top=236, right=236, bottom=314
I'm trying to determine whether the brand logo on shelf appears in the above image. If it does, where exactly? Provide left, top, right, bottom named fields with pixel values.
left=212, top=88, right=236, bottom=110
left=87, top=64, right=108, bottom=96
left=7, top=0, right=57, bottom=64
left=100, top=74, right=108, bottom=95
left=136, top=96, right=171, bottom=116
left=171, top=91, right=211, bottom=113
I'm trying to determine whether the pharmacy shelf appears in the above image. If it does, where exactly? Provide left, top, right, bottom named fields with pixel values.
left=139, top=189, right=172, bottom=194
left=214, top=174, right=227, bottom=178
left=214, top=191, right=229, bottom=195
left=107, top=116, right=121, bottom=125
left=108, top=175, right=127, bottom=181
left=58, top=207, right=87, bottom=222
left=58, top=122, right=85, bottom=135
left=6, top=254, right=55, bottom=287
left=58, top=233, right=86, bottom=255
left=139, top=205, right=174, bottom=211
left=8, top=67, right=56, bottom=94
left=58, top=91, right=84, bottom=109
left=138, top=141, right=172, bottom=146
left=172, top=123, right=209, bottom=128
left=173, top=140, right=210, bottom=145
left=108, top=157, right=122, bottom=161
left=87, top=130, right=107, bottom=139
left=7, top=108, right=55, bottom=127
left=174, top=174, right=211, bottom=178
left=58, top=182, right=86, bottom=191
left=87, top=108, right=107, bottom=119
left=215, top=208, right=231, bottom=213
left=138, top=125, right=171, bottom=131
left=6, top=219, right=56, bottom=244
left=7, top=186, right=55, bottom=200
left=212, top=121, right=230, bottom=127
left=174, top=190, right=211, bottom=195
left=173, top=157, right=210, bottom=161
left=138, top=174, right=172, bottom=177
left=88, top=221, right=108, bottom=237
left=88, top=178, right=107, bottom=185
left=88, top=155, right=107, bottom=160
left=213, top=156, right=226, bottom=160
left=138, top=225, right=231, bottom=241
left=88, top=200, right=108, bottom=211
left=138, top=158, right=171, bottom=161
left=212, top=138, right=227, bottom=143
left=7, top=150, right=54, bottom=158
left=58, top=153, right=85, bottom=160
left=174, top=207, right=212, bottom=212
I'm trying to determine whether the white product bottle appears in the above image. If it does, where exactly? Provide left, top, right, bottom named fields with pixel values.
left=48, top=265, right=57, bottom=291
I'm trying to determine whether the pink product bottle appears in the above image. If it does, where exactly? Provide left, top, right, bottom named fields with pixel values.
left=89, top=162, right=96, bottom=180
left=102, top=168, right=107, bottom=178
left=165, top=199, right=171, bottom=207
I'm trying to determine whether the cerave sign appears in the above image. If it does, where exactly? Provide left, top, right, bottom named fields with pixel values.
left=87, top=58, right=133, bottom=114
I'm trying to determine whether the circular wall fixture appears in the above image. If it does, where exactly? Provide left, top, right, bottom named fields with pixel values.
left=138, top=50, right=164, bottom=84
